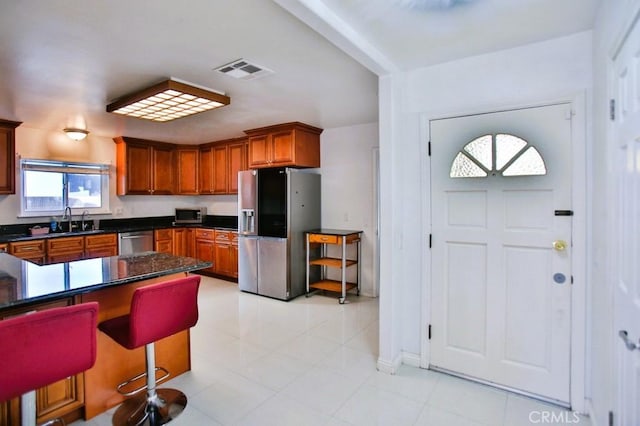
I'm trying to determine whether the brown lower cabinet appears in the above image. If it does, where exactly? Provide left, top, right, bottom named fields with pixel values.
left=46, top=236, right=85, bottom=263
left=191, top=228, right=238, bottom=278
left=214, top=230, right=238, bottom=278
left=194, top=228, right=215, bottom=274
left=0, top=298, right=84, bottom=426
left=84, top=234, right=118, bottom=258
left=154, top=228, right=173, bottom=254
left=8, top=233, right=118, bottom=265
left=8, top=239, right=46, bottom=264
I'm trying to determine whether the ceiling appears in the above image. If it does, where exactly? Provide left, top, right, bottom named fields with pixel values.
left=0, top=0, right=598, bottom=145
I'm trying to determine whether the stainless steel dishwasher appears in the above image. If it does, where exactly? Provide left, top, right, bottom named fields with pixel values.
left=118, top=230, right=154, bottom=254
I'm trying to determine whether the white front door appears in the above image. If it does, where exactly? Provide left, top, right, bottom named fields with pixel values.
left=611, top=17, right=640, bottom=426
left=430, top=104, right=573, bottom=404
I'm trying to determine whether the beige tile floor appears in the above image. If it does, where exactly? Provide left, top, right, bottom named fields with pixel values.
left=72, top=276, right=590, bottom=426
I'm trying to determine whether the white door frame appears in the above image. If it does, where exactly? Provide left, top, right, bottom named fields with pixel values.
left=419, top=93, right=589, bottom=412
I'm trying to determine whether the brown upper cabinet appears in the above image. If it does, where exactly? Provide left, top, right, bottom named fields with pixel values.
left=175, top=146, right=200, bottom=195
left=113, top=121, right=319, bottom=196
left=0, top=119, right=21, bottom=194
left=244, top=122, right=322, bottom=169
left=199, top=137, right=247, bottom=195
left=114, top=137, right=175, bottom=195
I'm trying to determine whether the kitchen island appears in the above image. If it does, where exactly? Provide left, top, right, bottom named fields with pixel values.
left=0, top=251, right=211, bottom=424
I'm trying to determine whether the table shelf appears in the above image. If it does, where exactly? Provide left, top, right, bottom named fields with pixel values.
left=309, top=280, right=358, bottom=293
left=309, top=257, right=357, bottom=268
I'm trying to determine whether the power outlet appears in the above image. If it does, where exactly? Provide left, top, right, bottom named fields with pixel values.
left=115, top=207, right=124, bottom=216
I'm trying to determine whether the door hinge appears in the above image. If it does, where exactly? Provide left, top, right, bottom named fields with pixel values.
left=428, top=141, right=431, bottom=156
left=610, top=99, right=616, bottom=121
left=428, top=324, right=432, bottom=340
left=429, top=234, right=432, bottom=248
left=609, top=410, right=614, bottom=426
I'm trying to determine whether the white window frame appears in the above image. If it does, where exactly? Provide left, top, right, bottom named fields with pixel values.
left=19, top=159, right=111, bottom=218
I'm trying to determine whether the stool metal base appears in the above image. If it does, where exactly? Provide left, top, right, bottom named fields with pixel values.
left=112, top=388, right=187, bottom=426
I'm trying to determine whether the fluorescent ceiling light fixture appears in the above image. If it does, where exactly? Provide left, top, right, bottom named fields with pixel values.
left=64, top=128, right=89, bottom=141
left=106, top=79, right=230, bottom=122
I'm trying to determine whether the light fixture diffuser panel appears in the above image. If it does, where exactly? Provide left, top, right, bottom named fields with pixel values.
left=107, top=79, right=230, bottom=122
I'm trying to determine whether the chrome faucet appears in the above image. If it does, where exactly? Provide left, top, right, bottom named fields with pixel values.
left=81, top=210, right=90, bottom=231
left=62, top=206, right=73, bottom=232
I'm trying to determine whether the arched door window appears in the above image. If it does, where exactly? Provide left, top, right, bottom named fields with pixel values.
left=449, top=133, right=547, bottom=178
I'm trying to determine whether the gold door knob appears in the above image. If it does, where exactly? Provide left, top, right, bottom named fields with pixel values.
left=553, top=240, right=568, bottom=251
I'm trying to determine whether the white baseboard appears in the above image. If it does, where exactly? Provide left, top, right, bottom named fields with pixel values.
left=402, top=351, right=421, bottom=367
left=376, top=352, right=402, bottom=374
left=376, top=351, right=422, bottom=374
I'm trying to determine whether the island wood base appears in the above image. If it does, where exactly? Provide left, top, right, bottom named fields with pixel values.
left=80, top=272, right=191, bottom=420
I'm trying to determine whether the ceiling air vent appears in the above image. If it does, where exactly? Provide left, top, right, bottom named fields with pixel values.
left=214, top=59, right=273, bottom=81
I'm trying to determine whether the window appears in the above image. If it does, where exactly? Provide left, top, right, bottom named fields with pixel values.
left=450, top=133, right=546, bottom=178
left=20, top=159, right=110, bottom=217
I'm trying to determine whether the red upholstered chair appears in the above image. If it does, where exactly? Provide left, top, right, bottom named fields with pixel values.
left=0, top=302, right=99, bottom=426
left=98, top=275, right=201, bottom=426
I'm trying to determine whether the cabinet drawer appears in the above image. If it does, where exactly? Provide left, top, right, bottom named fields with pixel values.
left=155, top=228, right=173, bottom=240
left=85, top=233, right=117, bottom=249
left=46, top=236, right=84, bottom=253
left=214, top=230, right=230, bottom=243
left=9, top=240, right=45, bottom=256
left=195, top=228, right=215, bottom=240
left=308, top=234, right=338, bottom=244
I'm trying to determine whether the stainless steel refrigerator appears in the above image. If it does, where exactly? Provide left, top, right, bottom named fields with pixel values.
left=238, top=167, right=320, bottom=300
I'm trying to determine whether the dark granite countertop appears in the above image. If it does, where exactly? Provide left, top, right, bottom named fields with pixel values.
left=0, top=215, right=238, bottom=243
left=0, top=251, right=211, bottom=311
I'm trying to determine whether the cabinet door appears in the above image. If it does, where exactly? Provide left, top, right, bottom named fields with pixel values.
left=152, top=146, right=174, bottom=194
left=36, top=375, right=83, bottom=422
left=154, top=229, right=173, bottom=254
left=85, top=234, right=118, bottom=259
left=198, top=147, right=213, bottom=194
left=174, top=228, right=187, bottom=256
left=0, top=125, right=16, bottom=194
left=125, top=143, right=152, bottom=194
left=46, top=236, right=84, bottom=264
left=85, top=246, right=117, bottom=259
left=195, top=239, right=215, bottom=273
left=212, top=145, right=228, bottom=194
left=9, top=240, right=45, bottom=260
left=270, top=130, right=295, bottom=166
left=227, top=141, right=246, bottom=194
left=176, top=148, right=199, bottom=194
left=248, top=134, right=271, bottom=168
left=214, top=242, right=231, bottom=276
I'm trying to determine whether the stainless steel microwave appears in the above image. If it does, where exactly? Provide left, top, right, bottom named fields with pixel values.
left=174, top=207, right=206, bottom=224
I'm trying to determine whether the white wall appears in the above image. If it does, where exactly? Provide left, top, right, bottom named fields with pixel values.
left=378, top=31, right=593, bottom=364
left=319, top=122, right=378, bottom=297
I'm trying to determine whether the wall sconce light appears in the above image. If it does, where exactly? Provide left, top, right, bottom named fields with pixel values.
left=64, top=128, right=89, bottom=141
left=106, top=79, right=231, bottom=122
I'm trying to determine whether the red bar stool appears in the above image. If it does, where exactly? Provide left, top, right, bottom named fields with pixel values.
left=0, top=302, right=99, bottom=426
left=98, top=275, right=201, bottom=426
